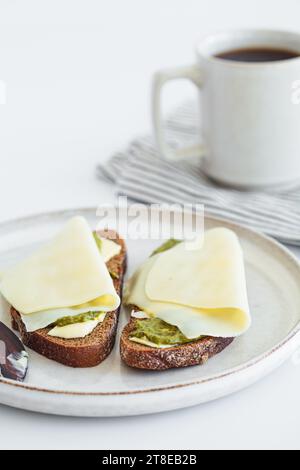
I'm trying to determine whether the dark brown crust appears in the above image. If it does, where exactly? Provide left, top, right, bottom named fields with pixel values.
left=120, top=317, right=234, bottom=371
left=11, top=230, right=127, bottom=368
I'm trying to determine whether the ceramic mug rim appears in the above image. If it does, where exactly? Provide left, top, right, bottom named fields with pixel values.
left=195, top=28, right=300, bottom=68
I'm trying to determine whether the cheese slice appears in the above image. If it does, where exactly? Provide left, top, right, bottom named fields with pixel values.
left=99, top=237, right=121, bottom=263
left=125, top=228, right=250, bottom=339
left=0, top=216, right=120, bottom=315
left=48, top=313, right=106, bottom=339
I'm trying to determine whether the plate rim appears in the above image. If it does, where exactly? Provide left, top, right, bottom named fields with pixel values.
left=1, top=205, right=300, bottom=397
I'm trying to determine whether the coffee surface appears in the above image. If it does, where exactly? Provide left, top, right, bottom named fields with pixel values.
left=215, top=47, right=299, bottom=62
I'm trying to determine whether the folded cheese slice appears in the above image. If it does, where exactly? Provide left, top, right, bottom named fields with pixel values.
left=126, top=228, right=250, bottom=339
left=0, top=217, right=120, bottom=319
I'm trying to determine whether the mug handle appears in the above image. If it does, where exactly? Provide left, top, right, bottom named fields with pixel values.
left=152, top=64, right=206, bottom=161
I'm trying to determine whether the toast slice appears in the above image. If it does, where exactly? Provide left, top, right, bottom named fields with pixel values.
left=120, top=316, right=234, bottom=371
left=11, top=230, right=127, bottom=368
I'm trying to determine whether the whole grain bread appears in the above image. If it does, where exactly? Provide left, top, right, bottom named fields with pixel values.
left=120, top=316, right=234, bottom=371
left=11, top=230, right=127, bottom=368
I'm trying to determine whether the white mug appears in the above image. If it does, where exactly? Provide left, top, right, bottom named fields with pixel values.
left=153, top=30, right=300, bottom=189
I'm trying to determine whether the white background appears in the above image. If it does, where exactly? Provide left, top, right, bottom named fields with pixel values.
left=1, top=0, right=300, bottom=450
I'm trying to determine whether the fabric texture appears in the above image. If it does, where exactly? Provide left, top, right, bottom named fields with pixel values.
left=97, top=102, right=300, bottom=245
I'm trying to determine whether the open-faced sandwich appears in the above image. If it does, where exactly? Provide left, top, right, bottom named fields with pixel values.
left=121, top=227, right=250, bottom=370
left=0, top=216, right=126, bottom=367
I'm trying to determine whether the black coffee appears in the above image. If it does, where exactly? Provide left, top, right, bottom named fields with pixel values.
left=215, top=47, right=299, bottom=62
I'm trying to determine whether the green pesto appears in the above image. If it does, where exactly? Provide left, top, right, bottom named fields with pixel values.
left=93, top=232, right=103, bottom=252
left=151, top=239, right=182, bottom=257
left=109, top=270, right=119, bottom=280
left=130, top=318, right=203, bottom=346
left=53, top=311, right=102, bottom=327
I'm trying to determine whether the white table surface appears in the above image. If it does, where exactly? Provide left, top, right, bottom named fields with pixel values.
left=1, top=0, right=300, bottom=451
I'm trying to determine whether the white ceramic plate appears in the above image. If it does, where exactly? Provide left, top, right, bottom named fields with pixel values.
left=0, top=207, right=300, bottom=417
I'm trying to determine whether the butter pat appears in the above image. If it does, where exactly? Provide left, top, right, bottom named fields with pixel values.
left=131, top=310, right=150, bottom=319
left=130, top=336, right=171, bottom=349
left=48, top=313, right=106, bottom=339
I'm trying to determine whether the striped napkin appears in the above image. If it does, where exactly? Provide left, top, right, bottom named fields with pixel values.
left=97, top=103, right=300, bottom=245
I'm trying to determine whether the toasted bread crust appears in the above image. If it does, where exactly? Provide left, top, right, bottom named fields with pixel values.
left=11, top=230, right=127, bottom=368
left=120, top=317, right=234, bottom=371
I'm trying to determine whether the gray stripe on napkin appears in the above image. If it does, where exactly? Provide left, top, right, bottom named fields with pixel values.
left=97, top=102, right=300, bottom=245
